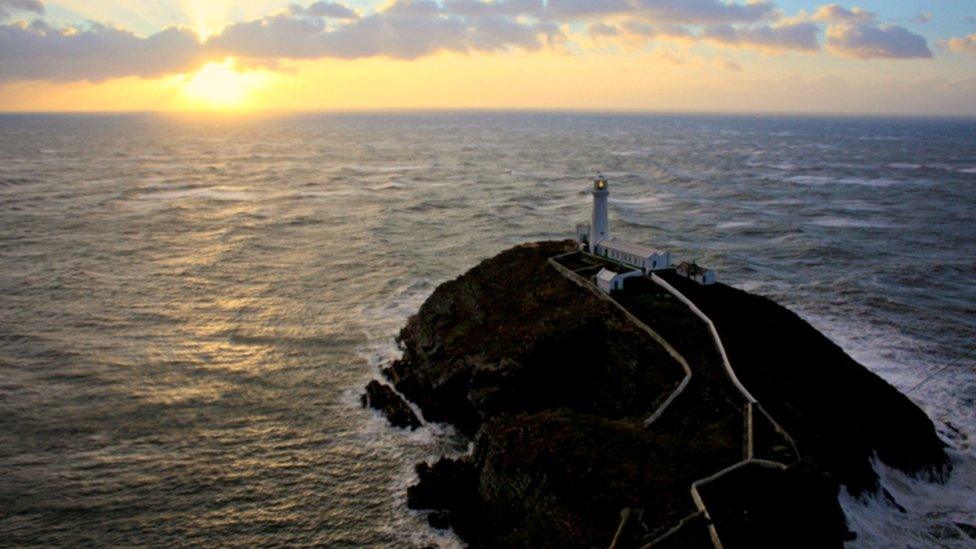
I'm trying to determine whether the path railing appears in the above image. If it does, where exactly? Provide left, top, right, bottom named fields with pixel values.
left=549, top=253, right=692, bottom=427
left=649, top=273, right=799, bottom=460
left=649, top=273, right=755, bottom=403
left=550, top=252, right=802, bottom=549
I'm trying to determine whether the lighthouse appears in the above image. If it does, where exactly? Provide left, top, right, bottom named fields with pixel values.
left=589, top=175, right=609, bottom=252
left=574, top=175, right=674, bottom=278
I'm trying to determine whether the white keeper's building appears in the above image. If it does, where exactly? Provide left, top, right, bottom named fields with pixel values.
left=676, top=261, right=717, bottom=285
left=576, top=175, right=671, bottom=275
left=596, top=239, right=671, bottom=275
left=596, top=268, right=642, bottom=293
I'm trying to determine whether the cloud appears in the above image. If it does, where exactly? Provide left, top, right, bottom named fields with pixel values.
left=812, top=4, right=873, bottom=23
left=0, top=20, right=202, bottom=82
left=469, top=14, right=560, bottom=51
left=826, top=22, right=932, bottom=59
left=588, top=22, right=619, bottom=38
left=542, top=0, right=631, bottom=20
left=437, top=0, right=773, bottom=24
left=288, top=1, right=359, bottom=19
left=0, top=0, right=43, bottom=19
left=649, top=48, right=685, bottom=65
left=703, top=21, right=820, bottom=51
left=206, top=3, right=562, bottom=61
left=0, top=0, right=944, bottom=83
left=441, top=0, right=546, bottom=18
left=620, top=20, right=694, bottom=40
left=945, top=34, right=976, bottom=55
left=205, top=1, right=773, bottom=66
left=0, top=0, right=564, bottom=82
left=910, top=12, right=931, bottom=24
left=812, top=3, right=931, bottom=59
left=204, top=14, right=331, bottom=60
left=383, top=0, right=444, bottom=17
left=717, top=58, right=742, bottom=71
left=634, top=0, right=775, bottom=25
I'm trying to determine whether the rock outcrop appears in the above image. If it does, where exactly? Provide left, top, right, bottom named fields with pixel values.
left=366, top=241, right=949, bottom=548
left=383, top=240, right=684, bottom=438
left=361, top=380, right=421, bottom=430
left=650, top=272, right=949, bottom=494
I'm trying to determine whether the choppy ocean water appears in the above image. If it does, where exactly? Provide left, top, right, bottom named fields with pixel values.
left=0, top=112, right=973, bottom=547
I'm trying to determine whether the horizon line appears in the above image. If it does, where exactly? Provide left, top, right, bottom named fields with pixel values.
left=2, top=107, right=975, bottom=120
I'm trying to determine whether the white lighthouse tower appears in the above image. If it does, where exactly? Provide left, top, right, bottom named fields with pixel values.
left=573, top=175, right=675, bottom=282
left=589, top=175, right=610, bottom=252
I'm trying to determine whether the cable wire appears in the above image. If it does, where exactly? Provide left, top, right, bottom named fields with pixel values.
left=906, top=346, right=976, bottom=395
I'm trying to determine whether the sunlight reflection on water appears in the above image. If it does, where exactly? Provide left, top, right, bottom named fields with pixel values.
left=0, top=112, right=973, bottom=546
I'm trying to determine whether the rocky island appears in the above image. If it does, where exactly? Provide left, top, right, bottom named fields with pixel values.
left=363, top=240, right=950, bottom=548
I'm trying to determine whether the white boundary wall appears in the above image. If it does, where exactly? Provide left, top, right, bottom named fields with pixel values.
left=650, top=274, right=756, bottom=403
left=548, top=254, right=692, bottom=427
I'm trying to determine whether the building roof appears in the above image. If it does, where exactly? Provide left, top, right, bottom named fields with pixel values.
left=677, top=261, right=712, bottom=277
left=596, top=268, right=619, bottom=283
left=599, top=238, right=666, bottom=258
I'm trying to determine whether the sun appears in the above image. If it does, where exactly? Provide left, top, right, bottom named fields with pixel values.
left=181, top=58, right=266, bottom=109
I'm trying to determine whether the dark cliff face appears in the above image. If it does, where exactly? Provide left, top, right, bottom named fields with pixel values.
left=384, top=240, right=685, bottom=437
left=371, top=241, right=948, bottom=548
left=653, top=272, right=950, bottom=494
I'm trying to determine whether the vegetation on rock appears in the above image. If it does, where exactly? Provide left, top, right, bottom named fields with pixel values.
left=365, top=241, right=949, bottom=547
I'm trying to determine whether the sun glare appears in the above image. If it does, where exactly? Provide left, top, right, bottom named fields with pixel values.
left=181, top=58, right=265, bottom=110
left=177, top=0, right=233, bottom=40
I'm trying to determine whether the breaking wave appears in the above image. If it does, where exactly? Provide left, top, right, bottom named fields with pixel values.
left=0, top=112, right=972, bottom=547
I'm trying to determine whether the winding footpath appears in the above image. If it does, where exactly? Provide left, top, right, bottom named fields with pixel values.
left=649, top=273, right=799, bottom=461
left=549, top=252, right=801, bottom=549
left=548, top=253, right=692, bottom=427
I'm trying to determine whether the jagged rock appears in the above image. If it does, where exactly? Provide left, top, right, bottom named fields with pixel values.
left=650, top=272, right=950, bottom=494
left=693, top=460, right=850, bottom=548
left=955, top=522, right=976, bottom=540
left=362, top=380, right=421, bottom=430
left=370, top=241, right=948, bottom=547
left=427, top=511, right=452, bottom=530
left=384, top=240, right=684, bottom=437
left=408, top=457, right=477, bottom=512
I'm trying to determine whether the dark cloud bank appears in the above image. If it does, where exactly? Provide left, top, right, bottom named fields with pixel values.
left=0, top=0, right=42, bottom=20
left=0, top=0, right=940, bottom=82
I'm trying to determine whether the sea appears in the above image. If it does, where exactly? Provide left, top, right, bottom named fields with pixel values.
left=0, top=112, right=973, bottom=547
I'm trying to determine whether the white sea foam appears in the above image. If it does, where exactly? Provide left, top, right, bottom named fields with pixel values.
left=959, top=168, right=976, bottom=175
left=599, top=171, right=642, bottom=180
left=793, top=308, right=976, bottom=547
left=351, top=378, right=466, bottom=549
left=858, top=136, right=902, bottom=141
left=608, top=195, right=667, bottom=211
left=345, top=163, right=430, bottom=174
left=836, top=200, right=885, bottom=213
left=366, top=180, right=411, bottom=193
left=836, top=177, right=899, bottom=188
left=352, top=278, right=431, bottom=379
left=287, top=189, right=362, bottom=200
left=889, top=163, right=923, bottom=170
left=529, top=198, right=581, bottom=212
left=716, top=221, right=756, bottom=229
left=841, top=453, right=976, bottom=548
left=786, top=175, right=835, bottom=185
left=811, top=217, right=898, bottom=229
left=353, top=275, right=468, bottom=549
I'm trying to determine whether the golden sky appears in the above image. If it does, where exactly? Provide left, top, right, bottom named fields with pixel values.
left=0, top=1, right=974, bottom=114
